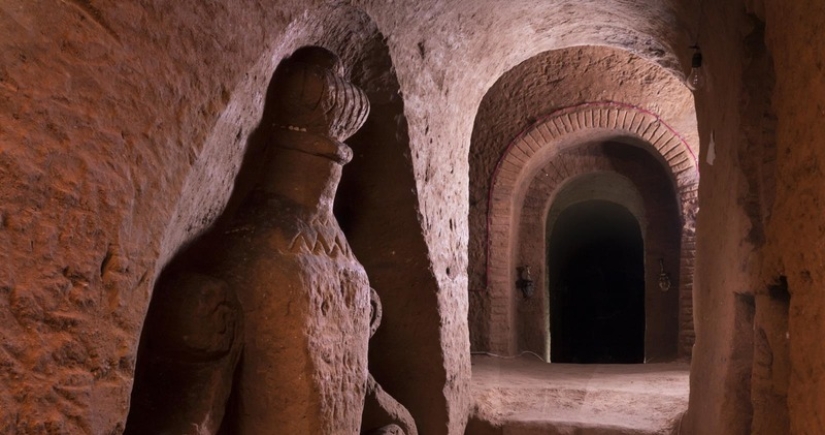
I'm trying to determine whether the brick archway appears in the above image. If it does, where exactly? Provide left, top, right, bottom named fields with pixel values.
left=484, top=102, right=699, bottom=356
left=519, top=146, right=683, bottom=361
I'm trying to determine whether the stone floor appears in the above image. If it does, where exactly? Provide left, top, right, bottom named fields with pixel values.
left=466, top=355, right=690, bottom=435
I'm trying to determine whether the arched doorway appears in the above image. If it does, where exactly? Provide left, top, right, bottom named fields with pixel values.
left=548, top=200, right=645, bottom=363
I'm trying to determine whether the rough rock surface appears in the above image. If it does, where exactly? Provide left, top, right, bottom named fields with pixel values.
left=758, top=1, right=825, bottom=434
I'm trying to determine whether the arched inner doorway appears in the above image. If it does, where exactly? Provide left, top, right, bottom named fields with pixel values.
left=548, top=200, right=645, bottom=363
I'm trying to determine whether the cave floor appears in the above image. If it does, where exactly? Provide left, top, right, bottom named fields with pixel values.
left=468, top=355, right=689, bottom=435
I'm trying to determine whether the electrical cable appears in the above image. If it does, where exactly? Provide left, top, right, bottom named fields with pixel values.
left=471, top=350, right=546, bottom=362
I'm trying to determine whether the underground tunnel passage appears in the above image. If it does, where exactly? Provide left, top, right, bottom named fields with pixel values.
left=16, top=0, right=825, bottom=433
left=548, top=200, right=645, bottom=364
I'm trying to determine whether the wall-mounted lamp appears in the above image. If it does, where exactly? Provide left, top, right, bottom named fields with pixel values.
left=686, top=45, right=706, bottom=92
left=658, top=259, right=672, bottom=292
left=517, top=265, right=534, bottom=299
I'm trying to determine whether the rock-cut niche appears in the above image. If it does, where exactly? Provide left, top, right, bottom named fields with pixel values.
left=125, top=46, right=417, bottom=435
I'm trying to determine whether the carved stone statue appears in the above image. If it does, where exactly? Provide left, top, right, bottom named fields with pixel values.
left=127, top=46, right=415, bottom=435
left=216, top=46, right=372, bottom=434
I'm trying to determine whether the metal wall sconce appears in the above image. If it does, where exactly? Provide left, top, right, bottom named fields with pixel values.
left=517, top=265, right=535, bottom=299
left=658, top=259, right=672, bottom=292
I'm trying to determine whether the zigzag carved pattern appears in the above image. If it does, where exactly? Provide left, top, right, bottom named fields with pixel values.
left=288, top=229, right=350, bottom=258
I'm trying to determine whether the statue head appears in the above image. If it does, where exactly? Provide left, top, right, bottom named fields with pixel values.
left=266, top=46, right=370, bottom=163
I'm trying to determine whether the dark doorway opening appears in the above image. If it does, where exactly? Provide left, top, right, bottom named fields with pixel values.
left=548, top=200, right=645, bottom=363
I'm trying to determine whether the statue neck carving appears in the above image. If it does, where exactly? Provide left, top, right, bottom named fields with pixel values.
left=258, top=130, right=348, bottom=217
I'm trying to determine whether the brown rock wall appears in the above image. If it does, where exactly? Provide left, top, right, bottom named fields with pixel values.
left=679, top=1, right=825, bottom=434
left=761, top=0, right=825, bottom=433
left=0, top=1, right=309, bottom=432
left=681, top=1, right=763, bottom=434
